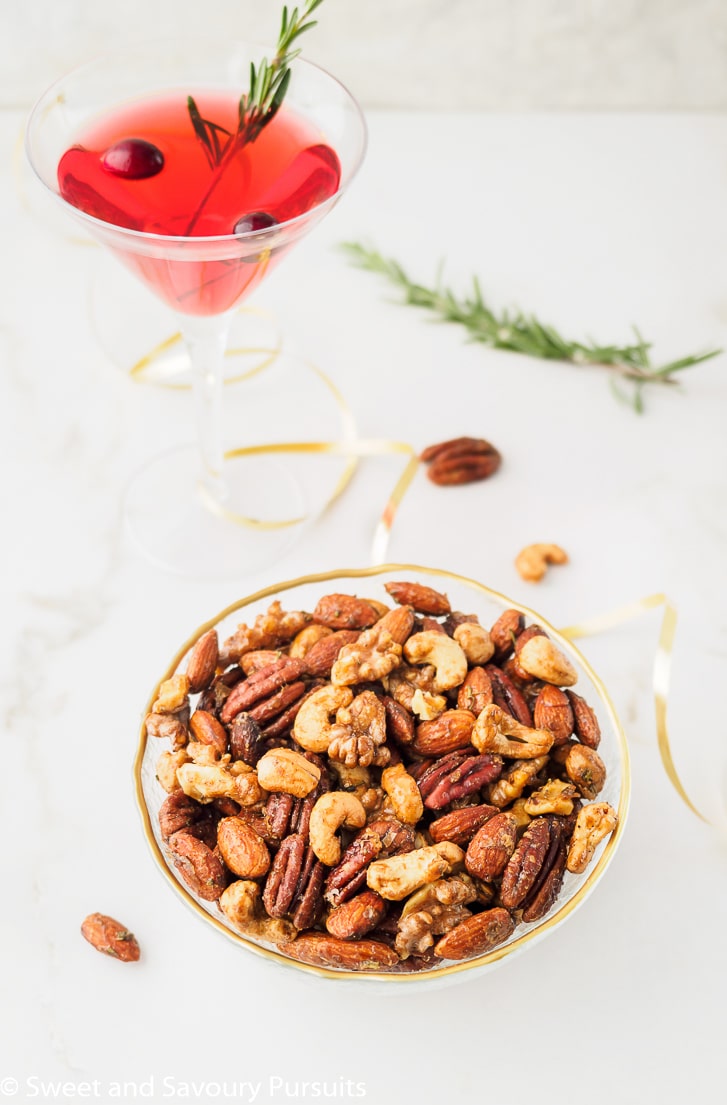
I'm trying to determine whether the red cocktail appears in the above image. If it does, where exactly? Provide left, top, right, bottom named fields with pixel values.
left=26, top=36, right=366, bottom=574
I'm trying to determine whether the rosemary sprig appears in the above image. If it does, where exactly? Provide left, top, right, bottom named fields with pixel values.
left=187, top=0, right=324, bottom=170
left=184, top=1, right=324, bottom=233
left=342, top=242, right=722, bottom=412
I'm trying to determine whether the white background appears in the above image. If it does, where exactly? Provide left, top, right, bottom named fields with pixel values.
left=2, top=3, right=727, bottom=1104
left=2, top=0, right=727, bottom=110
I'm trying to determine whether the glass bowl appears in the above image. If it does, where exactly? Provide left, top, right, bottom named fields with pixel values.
left=135, top=564, right=629, bottom=983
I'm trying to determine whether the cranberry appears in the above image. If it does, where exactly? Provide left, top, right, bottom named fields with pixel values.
left=233, top=211, right=278, bottom=235
left=102, top=139, right=164, bottom=179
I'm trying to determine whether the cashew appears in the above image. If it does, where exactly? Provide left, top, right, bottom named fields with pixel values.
left=515, top=543, right=568, bottom=583
left=177, top=762, right=238, bottom=803
left=256, top=747, right=321, bottom=798
left=567, top=803, right=618, bottom=873
left=472, top=703, right=554, bottom=759
left=453, top=623, right=495, bottom=666
left=411, top=689, right=448, bottom=720
left=185, top=741, right=221, bottom=766
left=293, top=684, right=353, bottom=753
left=309, top=792, right=367, bottom=865
left=403, top=631, right=468, bottom=693
left=152, top=673, right=190, bottom=714
left=518, top=636, right=578, bottom=686
left=288, top=623, right=332, bottom=659
left=381, top=763, right=424, bottom=825
left=366, top=842, right=465, bottom=900
left=155, top=749, right=190, bottom=793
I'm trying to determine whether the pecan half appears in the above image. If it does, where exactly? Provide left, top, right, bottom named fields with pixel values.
left=485, top=665, right=533, bottom=726
left=158, top=791, right=205, bottom=842
left=521, top=830, right=568, bottom=922
left=324, top=818, right=415, bottom=906
left=259, top=837, right=326, bottom=931
left=220, top=658, right=306, bottom=724
left=500, top=817, right=551, bottom=909
left=417, top=750, right=504, bottom=810
left=421, top=436, right=502, bottom=486
left=263, top=833, right=307, bottom=917
left=248, top=680, right=306, bottom=725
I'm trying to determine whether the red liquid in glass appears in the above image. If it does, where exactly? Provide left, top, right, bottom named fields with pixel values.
left=58, top=92, right=341, bottom=314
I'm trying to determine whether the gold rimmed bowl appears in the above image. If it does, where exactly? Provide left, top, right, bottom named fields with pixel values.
left=135, top=564, right=629, bottom=984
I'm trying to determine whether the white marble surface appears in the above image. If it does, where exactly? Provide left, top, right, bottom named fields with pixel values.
left=3, top=106, right=727, bottom=1104
left=3, top=0, right=727, bottom=110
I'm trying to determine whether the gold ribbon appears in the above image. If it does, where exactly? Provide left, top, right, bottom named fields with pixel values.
left=562, top=594, right=710, bottom=825
left=122, top=312, right=717, bottom=829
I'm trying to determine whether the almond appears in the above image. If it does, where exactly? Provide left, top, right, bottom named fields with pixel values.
left=413, top=709, right=476, bottom=756
left=304, top=630, right=360, bottom=677
left=384, top=581, right=451, bottom=616
left=81, top=913, right=140, bottom=962
left=186, top=629, right=219, bottom=693
left=325, top=890, right=387, bottom=940
left=429, top=804, right=500, bottom=846
left=566, top=690, right=602, bottom=749
left=533, top=685, right=574, bottom=746
left=189, top=710, right=228, bottom=756
left=217, top=817, right=271, bottom=878
left=434, top=907, right=515, bottom=960
left=465, top=812, right=518, bottom=880
left=313, top=594, right=382, bottom=630
left=279, top=933, right=398, bottom=971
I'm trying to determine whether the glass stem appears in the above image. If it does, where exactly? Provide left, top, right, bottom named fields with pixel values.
left=179, top=312, right=233, bottom=505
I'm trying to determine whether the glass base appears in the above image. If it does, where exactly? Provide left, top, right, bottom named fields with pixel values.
left=124, top=445, right=308, bottom=577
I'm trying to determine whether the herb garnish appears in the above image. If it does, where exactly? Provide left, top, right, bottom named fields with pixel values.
left=185, top=1, right=325, bottom=233
left=342, top=243, right=721, bottom=412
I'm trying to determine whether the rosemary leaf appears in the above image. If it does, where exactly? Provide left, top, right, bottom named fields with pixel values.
left=342, top=242, right=722, bottom=413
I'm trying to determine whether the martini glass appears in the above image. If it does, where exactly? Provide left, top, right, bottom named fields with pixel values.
left=25, top=39, right=366, bottom=575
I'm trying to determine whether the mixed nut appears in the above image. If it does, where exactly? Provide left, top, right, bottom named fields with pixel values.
left=146, top=581, right=618, bottom=973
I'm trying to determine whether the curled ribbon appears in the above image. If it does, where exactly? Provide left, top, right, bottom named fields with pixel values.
left=122, top=313, right=715, bottom=831
left=562, top=595, right=710, bottom=825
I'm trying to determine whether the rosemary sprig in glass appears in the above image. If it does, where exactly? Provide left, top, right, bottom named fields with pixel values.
left=184, top=0, right=325, bottom=233
left=342, top=242, right=721, bottom=412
